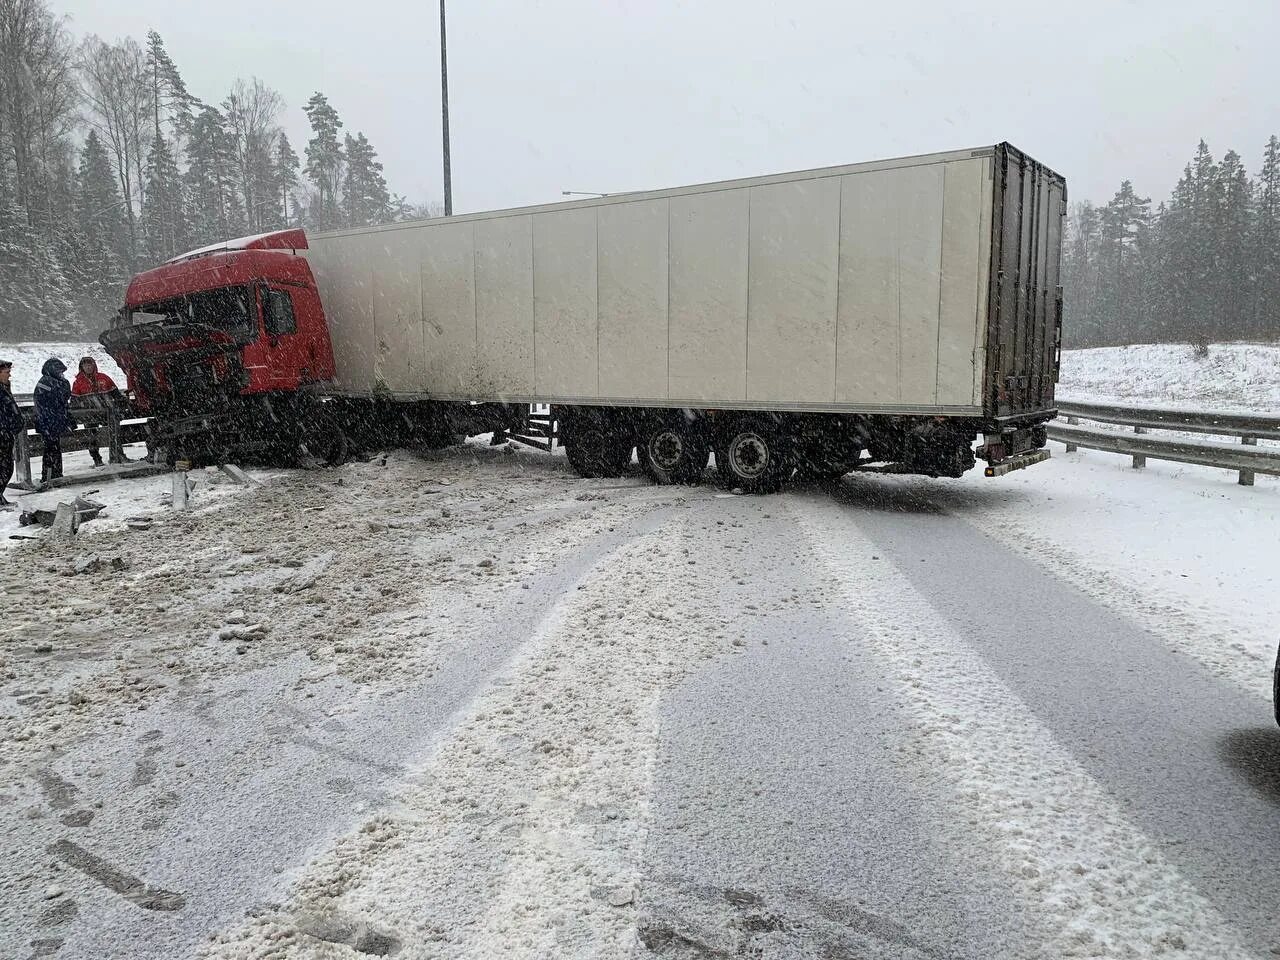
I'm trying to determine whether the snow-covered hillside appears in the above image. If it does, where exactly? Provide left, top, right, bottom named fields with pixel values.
left=1058, top=342, right=1280, bottom=411
left=1, top=341, right=124, bottom=394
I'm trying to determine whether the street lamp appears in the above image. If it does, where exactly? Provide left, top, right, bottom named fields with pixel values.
left=440, top=0, right=452, bottom=216
left=561, top=190, right=610, bottom=198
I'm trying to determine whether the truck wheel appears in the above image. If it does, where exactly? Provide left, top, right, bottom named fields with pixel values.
left=714, top=416, right=789, bottom=493
left=307, top=426, right=350, bottom=467
left=638, top=419, right=708, bottom=485
left=564, top=422, right=631, bottom=478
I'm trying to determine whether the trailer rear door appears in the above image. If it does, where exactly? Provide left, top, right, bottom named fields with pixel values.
left=984, top=143, right=1066, bottom=421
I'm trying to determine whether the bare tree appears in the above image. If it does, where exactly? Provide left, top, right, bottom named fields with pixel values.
left=77, top=34, right=152, bottom=269
left=223, top=77, right=282, bottom=233
left=0, top=0, right=78, bottom=231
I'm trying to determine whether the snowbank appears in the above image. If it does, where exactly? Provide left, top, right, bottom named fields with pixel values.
left=1, top=341, right=124, bottom=394
left=1058, top=342, right=1280, bottom=411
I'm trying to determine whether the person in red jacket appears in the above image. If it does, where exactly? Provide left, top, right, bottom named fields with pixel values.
left=71, top=356, right=122, bottom=467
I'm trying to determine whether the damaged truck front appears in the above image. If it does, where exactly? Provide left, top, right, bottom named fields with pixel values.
left=103, top=229, right=340, bottom=464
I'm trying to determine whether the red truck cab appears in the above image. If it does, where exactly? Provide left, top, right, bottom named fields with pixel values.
left=106, top=229, right=335, bottom=412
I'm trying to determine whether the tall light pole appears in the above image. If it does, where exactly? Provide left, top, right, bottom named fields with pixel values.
left=440, top=0, right=452, bottom=216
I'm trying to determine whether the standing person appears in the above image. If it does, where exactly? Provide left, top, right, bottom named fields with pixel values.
left=72, top=356, right=122, bottom=467
left=33, top=358, right=73, bottom=485
left=0, top=360, right=22, bottom=507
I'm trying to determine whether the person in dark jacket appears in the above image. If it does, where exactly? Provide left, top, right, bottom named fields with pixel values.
left=0, top=359, right=23, bottom=507
left=33, top=357, right=73, bottom=484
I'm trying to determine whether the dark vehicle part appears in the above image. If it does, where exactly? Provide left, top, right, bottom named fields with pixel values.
left=714, top=415, right=790, bottom=493
left=985, top=143, right=1066, bottom=422
left=637, top=413, right=708, bottom=485
left=791, top=415, right=868, bottom=482
left=1274, top=641, right=1280, bottom=728
left=560, top=407, right=632, bottom=478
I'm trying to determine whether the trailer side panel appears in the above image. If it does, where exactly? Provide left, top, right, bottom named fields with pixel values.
left=309, top=146, right=1040, bottom=418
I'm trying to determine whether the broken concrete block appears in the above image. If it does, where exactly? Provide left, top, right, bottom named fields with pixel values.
left=219, top=464, right=255, bottom=485
left=73, top=554, right=101, bottom=575
left=51, top=503, right=79, bottom=538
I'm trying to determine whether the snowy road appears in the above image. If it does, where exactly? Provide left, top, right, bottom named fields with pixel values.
left=1, top=443, right=1276, bottom=959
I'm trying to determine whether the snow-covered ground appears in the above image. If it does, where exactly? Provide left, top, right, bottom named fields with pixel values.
left=1, top=341, right=125, bottom=394
left=1, top=339, right=1278, bottom=957
left=1058, top=341, right=1280, bottom=411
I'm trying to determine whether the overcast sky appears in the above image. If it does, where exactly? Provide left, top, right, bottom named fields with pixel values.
left=58, top=0, right=1280, bottom=213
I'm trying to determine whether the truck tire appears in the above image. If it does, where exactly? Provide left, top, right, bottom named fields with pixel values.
left=638, top=418, right=708, bottom=485
left=714, top=416, right=789, bottom=493
left=564, top=420, right=631, bottom=478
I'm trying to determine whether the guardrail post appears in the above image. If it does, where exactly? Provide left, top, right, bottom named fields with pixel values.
left=1131, top=426, right=1147, bottom=469
left=1239, top=435, right=1257, bottom=486
left=106, top=411, right=125, bottom=464
left=13, top=429, right=33, bottom=490
left=172, top=470, right=190, bottom=510
left=1065, top=415, right=1078, bottom=453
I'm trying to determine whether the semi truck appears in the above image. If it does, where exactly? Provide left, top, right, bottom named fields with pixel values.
left=102, top=142, right=1065, bottom=492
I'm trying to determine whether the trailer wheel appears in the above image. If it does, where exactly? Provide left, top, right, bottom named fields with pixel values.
left=564, top=421, right=631, bottom=478
left=714, top=416, right=789, bottom=493
left=638, top=419, right=708, bottom=485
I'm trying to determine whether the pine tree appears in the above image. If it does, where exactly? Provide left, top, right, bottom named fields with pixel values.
left=1253, top=136, right=1280, bottom=340
left=1094, top=181, right=1151, bottom=344
left=186, top=104, right=245, bottom=243
left=1061, top=202, right=1101, bottom=347
left=68, top=129, right=128, bottom=328
left=141, top=133, right=187, bottom=263
left=273, top=132, right=301, bottom=228
left=341, top=131, right=391, bottom=227
left=303, top=93, right=344, bottom=230
left=0, top=183, right=75, bottom=339
left=1214, top=150, right=1252, bottom=339
left=145, top=31, right=195, bottom=150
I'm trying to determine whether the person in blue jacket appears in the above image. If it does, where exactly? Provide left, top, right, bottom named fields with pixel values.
left=34, top=357, right=73, bottom=484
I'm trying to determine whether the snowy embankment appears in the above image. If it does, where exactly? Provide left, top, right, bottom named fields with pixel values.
left=1058, top=341, right=1280, bottom=411
left=1005, top=341, right=1280, bottom=695
left=1, top=341, right=124, bottom=394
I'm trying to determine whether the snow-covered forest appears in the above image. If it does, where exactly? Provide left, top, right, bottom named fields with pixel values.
left=0, top=0, right=437, bottom=342
left=1061, top=137, right=1280, bottom=348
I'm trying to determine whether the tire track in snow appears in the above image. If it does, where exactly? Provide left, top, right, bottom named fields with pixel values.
left=790, top=494, right=1260, bottom=960
left=202, top=510, right=735, bottom=958
left=952, top=500, right=1271, bottom=699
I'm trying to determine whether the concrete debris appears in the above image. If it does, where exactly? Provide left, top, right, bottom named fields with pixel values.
left=214, top=623, right=269, bottom=643
left=607, top=886, right=636, bottom=907
left=21, top=496, right=106, bottom=533
left=219, top=464, right=255, bottom=485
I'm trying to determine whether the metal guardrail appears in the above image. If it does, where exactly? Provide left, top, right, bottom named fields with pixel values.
left=1048, top=400, right=1280, bottom=487
left=8, top=395, right=150, bottom=492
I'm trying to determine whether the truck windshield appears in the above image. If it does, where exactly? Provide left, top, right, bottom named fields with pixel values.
left=128, top=286, right=254, bottom=334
